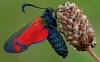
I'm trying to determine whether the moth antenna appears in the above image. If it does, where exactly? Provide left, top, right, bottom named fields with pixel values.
left=21, top=3, right=46, bottom=13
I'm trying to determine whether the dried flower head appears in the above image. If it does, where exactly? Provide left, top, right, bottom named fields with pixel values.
left=57, top=1, right=97, bottom=51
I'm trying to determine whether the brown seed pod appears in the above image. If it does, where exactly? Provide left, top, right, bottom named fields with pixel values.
left=57, top=1, right=100, bottom=62
left=57, top=1, right=96, bottom=51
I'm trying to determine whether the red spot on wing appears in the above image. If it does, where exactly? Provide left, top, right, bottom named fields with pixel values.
left=31, top=17, right=41, bottom=25
left=17, top=17, right=48, bottom=45
left=13, top=36, right=21, bottom=52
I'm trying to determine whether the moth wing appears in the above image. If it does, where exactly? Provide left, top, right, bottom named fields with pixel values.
left=3, top=17, right=48, bottom=53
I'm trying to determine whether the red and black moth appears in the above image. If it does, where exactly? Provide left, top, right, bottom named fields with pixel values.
left=3, top=3, right=68, bottom=58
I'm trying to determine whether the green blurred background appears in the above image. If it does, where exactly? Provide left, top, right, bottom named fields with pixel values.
left=0, top=0, right=100, bottom=62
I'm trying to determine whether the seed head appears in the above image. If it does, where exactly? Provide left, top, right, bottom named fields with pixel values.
left=57, top=1, right=96, bottom=51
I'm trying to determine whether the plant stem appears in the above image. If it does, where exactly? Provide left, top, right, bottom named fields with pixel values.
left=85, top=45, right=100, bottom=62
